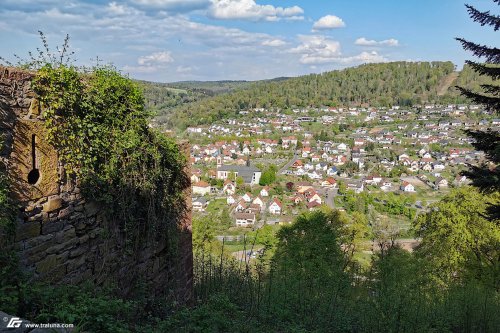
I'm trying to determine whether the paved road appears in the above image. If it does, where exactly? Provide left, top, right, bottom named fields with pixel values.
left=278, top=150, right=299, bottom=174
left=317, top=187, right=338, bottom=209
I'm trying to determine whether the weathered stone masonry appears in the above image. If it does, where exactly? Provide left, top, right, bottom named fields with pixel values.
left=0, top=66, right=193, bottom=302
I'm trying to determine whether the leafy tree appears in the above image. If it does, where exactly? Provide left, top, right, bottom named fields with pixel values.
left=220, top=208, right=232, bottom=230
left=270, top=211, right=350, bottom=324
left=259, top=166, right=276, bottom=186
left=365, top=142, right=375, bottom=152
left=456, top=1, right=500, bottom=219
left=367, top=247, right=437, bottom=333
left=413, top=187, right=500, bottom=287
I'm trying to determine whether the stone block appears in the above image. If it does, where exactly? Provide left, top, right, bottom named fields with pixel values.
left=67, top=255, right=86, bottom=272
left=78, top=234, right=89, bottom=244
left=15, top=221, right=40, bottom=241
left=25, top=233, right=53, bottom=249
left=27, top=213, right=43, bottom=222
left=36, top=254, right=58, bottom=274
left=41, top=219, right=65, bottom=234
left=46, top=237, right=79, bottom=255
left=58, top=206, right=74, bottom=219
left=55, top=226, right=76, bottom=244
left=69, top=245, right=88, bottom=258
left=75, top=220, right=86, bottom=231
left=43, top=197, right=63, bottom=212
left=24, top=238, right=57, bottom=265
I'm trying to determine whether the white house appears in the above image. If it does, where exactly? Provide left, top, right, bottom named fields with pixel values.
left=192, top=197, right=208, bottom=212
left=227, top=195, right=236, bottom=205
left=347, top=181, right=364, bottom=194
left=235, top=212, right=256, bottom=227
left=304, top=163, right=314, bottom=171
left=380, top=181, right=392, bottom=192
left=435, top=177, right=449, bottom=189
left=242, top=193, right=252, bottom=202
left=268, top=198, right=282, bottom=215
left=235, top=200, right=247, bottom=212
left=400, top=181, right=415, bottom=192
left=337, top=143, right=347, bottom=151
left=260, top=186, right=270, bottom=197
left=223, top=180, right=236, bottom=195
left=192, top=181, right=211, bottom=196
left=252, top=196, right=265, bottom=209
left=321, top=177, right=337, bottom=187
left=433, top=163, right=445, bottom=171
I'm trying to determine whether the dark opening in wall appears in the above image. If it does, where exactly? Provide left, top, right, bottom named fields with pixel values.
left=27, top=134, right=40, bottom=185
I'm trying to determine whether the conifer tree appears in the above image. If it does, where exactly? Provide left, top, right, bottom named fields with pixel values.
left=457, top=1, right=500, bottom=219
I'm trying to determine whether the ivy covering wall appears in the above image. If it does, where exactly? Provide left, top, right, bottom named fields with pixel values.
left=33, top=64, right=189, bottom=249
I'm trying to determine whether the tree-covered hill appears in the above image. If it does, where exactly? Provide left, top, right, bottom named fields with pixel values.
left=147, top=61, right=495, bottom=130
left=157, top=61, right=458, bottom=129
left=140, top=78, right=291, bottom=125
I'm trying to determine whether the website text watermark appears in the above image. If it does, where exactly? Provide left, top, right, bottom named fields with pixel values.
left=3, top=316, right=74, bottom=330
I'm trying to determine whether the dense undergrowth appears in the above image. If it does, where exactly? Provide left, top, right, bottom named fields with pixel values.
left=1, top=185, right=498, bottom=332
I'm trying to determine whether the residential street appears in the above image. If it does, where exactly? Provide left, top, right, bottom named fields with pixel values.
left=278, top=150, right=299, bottom=174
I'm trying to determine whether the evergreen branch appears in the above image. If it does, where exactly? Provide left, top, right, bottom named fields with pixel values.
left=481, top=84, right=500, bottom=96
left=461, top=165, right=500, bottom=193
left=465, top=60, right=500, bottom=80
left=464, top=129, right=500, bottom=163
left=456, top=86, right=500, bottom=111
left=465, top=4, right=500, bottom=31
left=456, top=38, right=500, bottom=63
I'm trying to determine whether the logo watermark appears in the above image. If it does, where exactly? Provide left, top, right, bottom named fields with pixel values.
left=6, top=317, right=22, bottom=328
left=3, top=316, right=74, bottom=330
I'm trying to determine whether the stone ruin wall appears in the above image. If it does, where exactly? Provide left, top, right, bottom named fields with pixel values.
left=0, top=66, right=193, bottom=302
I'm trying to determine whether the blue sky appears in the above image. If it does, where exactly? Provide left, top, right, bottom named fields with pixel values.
left=0, top=0, right=497, bottom=82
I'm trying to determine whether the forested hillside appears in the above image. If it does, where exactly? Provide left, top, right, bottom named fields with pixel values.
left=140, top=80, right=254, bottom=108
left=157, top=61, right=462, bottom=129
left=140, top=80, right=282, bottom=124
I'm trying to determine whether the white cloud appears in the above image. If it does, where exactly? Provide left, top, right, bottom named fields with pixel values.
left=291, top=35, right=388, bottom=65
left=355, top=37, right=399, bottom=46
left=138, top=51, right=174, bottom=65
left=262, top=39, right=286, bottom=47
left=130, top=0, right=211, bottom=11
left=291, top=35, right=341, bottom=64
left=0, top=0, right=394, bottom=81
left=108, top=2, right=140, bottom=16
left=209, top=0, right=304, bottom=21
left=122, top=64, right=159, bottom=73
left=336, top=51, right=388, bottom=64
left=312, top=15, right=345, bottom=31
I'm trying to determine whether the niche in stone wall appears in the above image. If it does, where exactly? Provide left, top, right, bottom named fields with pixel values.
left=8, top=99, right=59, bottom=202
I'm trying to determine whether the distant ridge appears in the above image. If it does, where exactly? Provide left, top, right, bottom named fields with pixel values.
left=144, top=61, right=489, bottom=130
